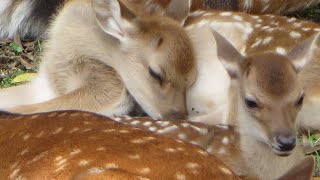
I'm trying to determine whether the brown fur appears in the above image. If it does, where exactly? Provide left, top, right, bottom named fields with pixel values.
left=0, top=111, right=239, bottom=180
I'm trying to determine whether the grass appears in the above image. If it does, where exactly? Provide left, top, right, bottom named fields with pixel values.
left=306, top=131, right=320, bottom=176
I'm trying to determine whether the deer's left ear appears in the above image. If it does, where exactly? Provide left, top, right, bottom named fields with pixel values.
left=287, top=32, right=320, bottom=72
left=91, top=0, right=138, bottom=42
left=165, top=0, right=191, bottom=24
left=210, top=29, right=245, bottom=79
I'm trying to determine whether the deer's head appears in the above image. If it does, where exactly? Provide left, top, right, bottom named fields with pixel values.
left=211, top=29, right=319, bottom=156
left=91, top=0, right=196, bottom=119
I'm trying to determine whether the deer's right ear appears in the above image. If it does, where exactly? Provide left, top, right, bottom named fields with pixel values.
left=278, top=156, right=315, bottom=180
left=91, top=0, right=138, bottom=42
left=210, top=29, right=244, bottom=78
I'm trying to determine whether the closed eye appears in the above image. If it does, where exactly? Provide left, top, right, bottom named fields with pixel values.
left=149, top=67, right=163, bottom=85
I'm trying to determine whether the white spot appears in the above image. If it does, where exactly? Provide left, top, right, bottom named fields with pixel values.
left=143, top=122, right=152, bottom=126
left=131, top=139, right=146, bottom=144
left=119, top=130, right=130, bottom=133
left=261, top=26, right=270, bottom=30
left=219, top=166, right=233, bottom=175
left=27, top=151, right=48, bottom=165
left=124, top=115, right=132, bottom=120
left=219, top=12, right=232, bottom=16
left=287, top=17, right=296, bottom=23
left=157, top=125, right=178, bottom=134
left=69, top=127, right=80, bottom=133
left=177, top=147, right=185, bottom=151
left=149, top=126, right=157, bottom=132
left=156, top=121, right=170, bottom=127
left=9, top=169, right=20, bottom=179
left=276, top=47, right=287, bottom=55
left=36, top=131, right=45, bottom=138
left=113, top=117, right=122, bottom=122
left=197, top=149, right=209, bottom=156
left=232, top=15, right=243, bottom=21
left=54, top=164, right=67, bottom=173
left=30, top=115, right=39, bottom=119
left=144, top=136, right=156, bottom=141
left=178, top=133, right=187, bottom=140
left=70, top=113, right=80, bottom=117
left=23, top=134, right=30, bottom=140
left=165, top=148, right=177, bottom=153
left=218, top=148, right=226, bottom=154
left=58, top=112, right=68, bottom=117
left=190, top=125, right=208, bottom=135
left=20, top=148, right=29, bottom=155
left=251, top=38, right=263, bottom=48
left=175, top=172, right=186, bottom=180
left=56, top=158, right=67, bottom=166
left=262, top=36, right=273, bottom=45
left=103, top=129, right=116, bottom=133
left=53, top=127, right=63, bottom=134
left=222, top=137, right=230, bottom=144
left=105, top=163, right=119, bottom=169
left=139, top=167, right=151, bottom=174
left=129, top=154, right=141, bottom=160
left=89, top=167, right=105, bottom=174
left=254, top=24, right=262, bottom=28
left=70, top=149, right=82, bottom=156
left=55, top=156, right=63, bottom=161
left=96, top=147, right=106, bottom=151
left=302, top=27, right=311, bottom=31
left=130, top=120, right=140, bottom=125
left=186, top=162, right=200, bottom=169
left=290, top=31, right=301, bottom=38
left=293, top=23, right=302, bottom=28
left=190, top=141, right=199, bottom=145
left=79, top=160, right=90, bottom=166
left=82, top=128, right=92, bottom=133
left=181, top=123, right=190, bottom=128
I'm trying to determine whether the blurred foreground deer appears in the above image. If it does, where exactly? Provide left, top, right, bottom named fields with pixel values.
left=0, top=110, right=315, bottom=180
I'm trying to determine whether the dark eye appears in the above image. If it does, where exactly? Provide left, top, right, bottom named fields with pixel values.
left=149, top=67, right=162, bottom=85
left=296, top=94, right=304, bottom=107
left=245, top=98, right=258, bottom=109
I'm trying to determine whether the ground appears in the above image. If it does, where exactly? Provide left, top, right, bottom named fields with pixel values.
left=0, top=5, right=320, bottom=177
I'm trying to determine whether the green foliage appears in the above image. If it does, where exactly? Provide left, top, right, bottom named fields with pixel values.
left=307, top=131, right=320, bottom=176
left=9, top=42, right=23, bottom=54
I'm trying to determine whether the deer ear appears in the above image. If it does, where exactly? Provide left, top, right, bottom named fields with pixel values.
left=210, top=29, right=244, bottom=78
left=91, top=0, right=138, bottom=41
left=288, top=32, right=320, bottom=72
left=278, top=156, right=315, bottom=180
left=165, top=0, right=191, bottom=24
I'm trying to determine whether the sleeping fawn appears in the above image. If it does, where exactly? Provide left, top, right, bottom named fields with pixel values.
left=0, top=110, right=314, bottom=179
left=0, top=0, right=197, bottom=119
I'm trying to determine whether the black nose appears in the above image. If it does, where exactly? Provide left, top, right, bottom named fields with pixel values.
left=276, top=132, right=296, bottom=152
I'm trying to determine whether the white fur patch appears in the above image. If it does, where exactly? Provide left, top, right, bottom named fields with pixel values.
left=7, top=1, right=33, bottom=38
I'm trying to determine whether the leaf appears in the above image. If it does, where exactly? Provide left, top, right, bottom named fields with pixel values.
left=11, top=73, right=37, bottom=83
left=9, top=42, right=23, bottom=54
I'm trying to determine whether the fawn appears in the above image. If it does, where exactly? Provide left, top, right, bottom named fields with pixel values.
left=185, top=10, right=320, bottom=132
left=0, top=110, right=315, bottom=180
left=0, top=0, right=197, bottom=119
left=0, top=110, right=239, bottom=180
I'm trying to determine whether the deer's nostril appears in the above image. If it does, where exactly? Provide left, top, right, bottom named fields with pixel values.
left=276, top=134, right=296, bottom=152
